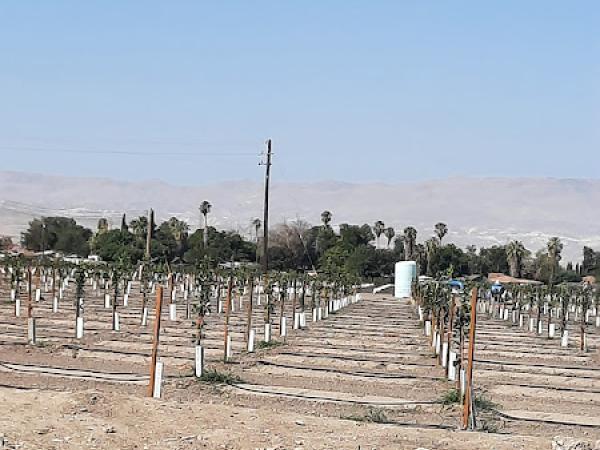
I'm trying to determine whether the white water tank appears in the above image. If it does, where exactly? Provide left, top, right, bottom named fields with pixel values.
left=394, top=261, right=417, bottom=298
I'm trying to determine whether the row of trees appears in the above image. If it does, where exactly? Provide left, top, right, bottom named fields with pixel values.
left=18, top=210, right=594, bottom=283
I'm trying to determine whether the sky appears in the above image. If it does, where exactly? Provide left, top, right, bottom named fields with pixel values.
left=0, top=1, right=598, bottom=185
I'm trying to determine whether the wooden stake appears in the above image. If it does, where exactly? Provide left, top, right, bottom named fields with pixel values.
left=462, top=287, right=478, bottom=429
left=147, top=285, right=164, bottom=397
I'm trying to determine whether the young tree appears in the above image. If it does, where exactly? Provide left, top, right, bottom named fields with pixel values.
left=74, top=267, right=85, bottom=328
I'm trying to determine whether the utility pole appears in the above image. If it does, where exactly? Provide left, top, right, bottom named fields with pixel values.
left=145, top=209, right=153, bottom=260
left=260, top=139, right=272, bottom=274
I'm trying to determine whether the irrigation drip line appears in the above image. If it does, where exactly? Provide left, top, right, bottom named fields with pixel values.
left=477, top=366, right=600, bottom=381
left=61, top=344, right=193, bottom=361
left=231, top=383, right=441, bottom=407
left=255, top=359, right=444, bottom=381
left=474, top=358, right=600, bottom=372
left=288, top=341, right=430, bottom=354
left=498, top=381, right=600, bottom=395
left=0, top=382, right=40, bottom=391
left=273, top=351, right=438, bottom=367
left=0, top=359, right=148, bottom=377
left=493, top=409, right=600, bottom=429
left=340, top=419, right=456, bottom=431
left=0, top=361, right=147, bottom=383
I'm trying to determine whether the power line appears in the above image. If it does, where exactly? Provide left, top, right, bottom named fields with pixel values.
left=0, top=146, right=259, bottom=157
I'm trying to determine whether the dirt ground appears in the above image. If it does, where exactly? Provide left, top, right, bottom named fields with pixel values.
left=1, top=281, right=599, bottom=449
left=1, top=385, right=549, bottom=450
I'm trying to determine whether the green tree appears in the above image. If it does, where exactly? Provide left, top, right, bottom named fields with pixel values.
left=479, top=246, right=509, bottom=275
left=22, top=217, right=92, bottom=256
left=506, top=240, right=527, bottom=278
left=547, top=237, right=563, bottom=287
left=403, top=226, right=417, bottom=261
left=94, top=230, right=142, bottom=264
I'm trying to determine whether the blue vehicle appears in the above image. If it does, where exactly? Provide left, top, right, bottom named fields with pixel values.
left=491, top=281, right=504, bottom=295
left=447, top=279, right=464, bottom=294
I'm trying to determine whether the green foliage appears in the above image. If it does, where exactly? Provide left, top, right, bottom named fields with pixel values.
left=440, top=389, right=461, bottom=405
left=427, top=244, right=469, bottom=278
left=474, top=394, right=496, bottom=411
left=184, top=227, right=256, bottom=266
left=22, top=217, right=92, bottom=256
left=256, top=339, right=284, bottom=350
left=197, top=368, right=242, bottom=385
left=94, top=230, right=142, bottom=264
left=345, top=408, right=389, bottom=423
left=478, top=246, right=509, bottom=275
left=365, top=408, right=388, bottom=423
left=0, top=236, right=13, bottom=251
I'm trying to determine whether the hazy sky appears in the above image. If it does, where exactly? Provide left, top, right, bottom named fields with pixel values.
left=0, top=1, right=598, bottom=185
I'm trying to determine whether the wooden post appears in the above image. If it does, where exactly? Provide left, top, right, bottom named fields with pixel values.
left=223, top=276, right=233, bottom=362
left=462, top=287, right=478, bottom=429
left=147, top=285, right=164, bottom=397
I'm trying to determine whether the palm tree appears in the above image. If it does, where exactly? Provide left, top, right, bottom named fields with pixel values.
left=425, top=237, right=439, bottom=276
left=384, top=227, right=395, bottom=249
left=199, top=201, right=212, bottom=248
left=434, top=222, right=448, bottom=246
left=130, top=216, right=148, bottom=238
left=506, top=240, right=526, bottom=278
left=97, top=218, right=109, bottom=234
left=321, top=210, right=332, bottom=228
left=373, top=221, right=385, bottom=249
left=252, top=218, right=262, bottom=242
left=403, top=226, right=417, bottom=261
left=547, top=237, right=563, bottom=287
left=167, top=217, right=189, bottom=255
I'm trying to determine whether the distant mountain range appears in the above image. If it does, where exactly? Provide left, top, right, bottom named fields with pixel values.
left=0, top=171, right=598, bottom=263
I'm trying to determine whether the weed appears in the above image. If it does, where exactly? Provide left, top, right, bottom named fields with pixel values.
left=474, top=395, right=496, bottom=411
left=256, top=340, right=284, bottom=350
left=197, top=368, right=242, bottom=385
left=366, top=408, right=389, bottom=423
left=344, top=408, right=389, bottom=424
left=440, top=389, right=461, bottom=405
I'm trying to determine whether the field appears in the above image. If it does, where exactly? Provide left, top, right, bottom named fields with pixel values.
left=1, top=272, right=599, bottom=450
